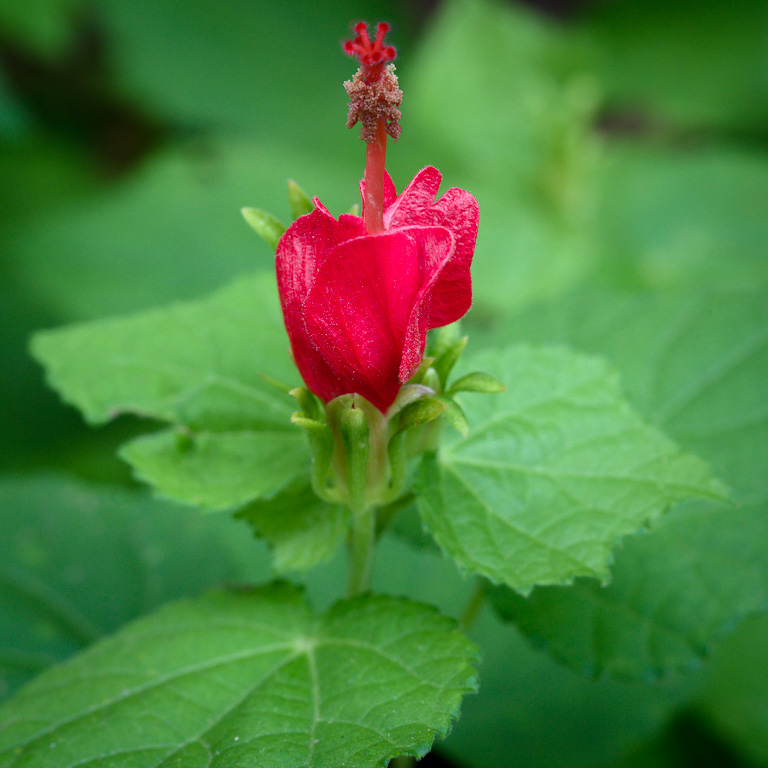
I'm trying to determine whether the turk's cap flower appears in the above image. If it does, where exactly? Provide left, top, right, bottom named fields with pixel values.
left=275, top=167, right=479, bottom=415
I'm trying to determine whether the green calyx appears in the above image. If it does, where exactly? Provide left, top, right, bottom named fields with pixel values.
left=289, top=327, right=505, bottom=517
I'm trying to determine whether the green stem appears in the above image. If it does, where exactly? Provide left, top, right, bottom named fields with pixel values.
left=348, top=510, right=375, bottom=596
left=458, top=578, right=487, bottom=631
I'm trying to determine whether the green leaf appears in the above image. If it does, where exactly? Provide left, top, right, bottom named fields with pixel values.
left=241, top=207, right=286, bottom=251
left=490, top=494, right=768, bottom=678
left=448, top=372, right=506, bottom=395
left=596, top=146, right=768, bottom=293
left=0, top=474, right=269, bottom=701
left=320, top=534, right=701, bottom=768
left=416, top=345, right=726, bottom=594
left=236, top=480, right=350, bottom=573
left=32, top=273, right=312, bottom=508
left=408, top=0, right=602, bottom=312
left=31, top=273, right=294, bottom=430
left=0, top=584, right=478, bottom=768
left=288, top=180, right=314, bottom=220
left=485, top=290, right=768, bottom=499
left=120, top=427, right=308, bottom=511
left=473, top=291, right=768, bottom=678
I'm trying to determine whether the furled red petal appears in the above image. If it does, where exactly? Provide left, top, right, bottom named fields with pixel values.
left=382, top=167, right=478, bottom=327
left=302, top=226, right=455, bottom=412
left=426, top=187, right=479, bottom=327
left=384, top=166, right=442, bottom=229
left=275, top=205, right=357, bottom=402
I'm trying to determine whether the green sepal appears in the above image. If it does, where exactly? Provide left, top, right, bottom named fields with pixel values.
left=258, top=372, right=294, bottom=394
left=434, top=336, right=469, bottom=387
left=429, top=322, right=463, bottom=360
left=290, top=386, right=322, bottom=421
left=449, top=371, right=507, bottom=394
left=290, top=413, right=325, bottom=433
left=384, top=429, right=408, bottom=504
left=341, top=403, right=371, bottom=515
left=407, top=356, right=436, bottom=386
left=290, top=413, right=335, bottom=502
left=441, top=396, right=469, bottom=438
left=421, top=366, right=441, bottom=393
left=241, top=207, right=287, bottom=251
left=395, top=397, right=448, bottom=434
left=287, top=179, right=314, bottom=220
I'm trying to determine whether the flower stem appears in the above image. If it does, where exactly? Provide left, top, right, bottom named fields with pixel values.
left=458, top=578, right=487, bottom=631
left=364, top=118, right=387, bottom=234
left=348, top=510, right=375, bottom=596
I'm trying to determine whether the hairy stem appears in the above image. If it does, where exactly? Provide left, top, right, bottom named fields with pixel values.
left=348, top=510, right=376, bottom=596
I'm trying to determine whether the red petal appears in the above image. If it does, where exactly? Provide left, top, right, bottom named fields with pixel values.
left=384, top=166, right=442, bottom=229
left=427, top=187, right=479, bottom=327
left=384, top=167, right=478, bottom=328
left=275, top=206, right=351, bottom=402
left=302, top=226, right=454, bottom=412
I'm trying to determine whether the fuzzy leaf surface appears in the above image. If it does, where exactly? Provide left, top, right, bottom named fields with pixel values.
left=491, top=495, right=768, bottom=678
left=30, top=273, right=293, bottom=430
left=416, top=345, right=725, bottom=594
left=120, top=428, right=308, bottom=512
left=31, top=274, right=310, bottom=508
left=0, top=585, right=478, bottom=768
left=499, top=290, right=768, bottom=498
left=479, top=290, right=768, bottom=677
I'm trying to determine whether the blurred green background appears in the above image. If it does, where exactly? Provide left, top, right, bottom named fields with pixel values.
left=2, top=0, right=767, bottom=766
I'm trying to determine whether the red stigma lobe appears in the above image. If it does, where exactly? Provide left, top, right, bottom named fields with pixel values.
left=344, top=21, right=396, bottom=82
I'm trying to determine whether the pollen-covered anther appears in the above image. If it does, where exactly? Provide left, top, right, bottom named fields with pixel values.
left=345, top=63, right=402, bottom=142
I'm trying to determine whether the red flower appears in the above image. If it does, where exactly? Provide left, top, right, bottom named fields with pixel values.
left=276, top=167, right=478, bottom=414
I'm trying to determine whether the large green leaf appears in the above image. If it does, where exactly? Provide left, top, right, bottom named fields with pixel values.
left=472, top=290, right=768, bottom=677
left=121, top=427, right=307, bottom=511
left=31, top=272, right=292, bottom=429
left=479, top=290, right=768, bottom=499
left=491, top=494, right=768, bottom=678
left=31, top=273, right=310, bottom=509
left=441, top=604, right=700, bottom=768
left=0, top=584, right=478, bottom=768
left=416, top=345, right=725, bottom=594
left=0, top=474, right=269, bottom=701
